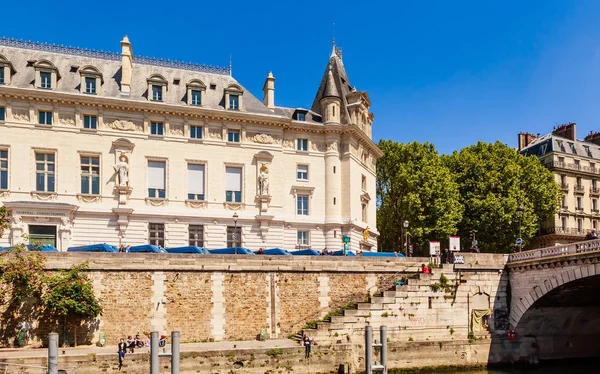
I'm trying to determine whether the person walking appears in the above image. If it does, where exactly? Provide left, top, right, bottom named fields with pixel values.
left=304, top=335, right=312, bottom=358
left=117, top=338, right=127, bottom=370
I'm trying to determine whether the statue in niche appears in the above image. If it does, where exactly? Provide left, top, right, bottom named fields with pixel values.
left=258, top=164, right=269, bottom=196
left=113, top=154, right=130, bottom=187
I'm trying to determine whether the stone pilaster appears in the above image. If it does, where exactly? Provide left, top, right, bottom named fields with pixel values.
left=318, top=275, right=331, bottom=317
left=91, top=271, right=105, bottom=343
left=150, top=271, right=167, bottom=334
left=211, top=273, right=225, bottom=341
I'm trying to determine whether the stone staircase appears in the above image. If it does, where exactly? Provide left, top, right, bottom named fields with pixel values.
left=295, top=264, right=471, bottom=345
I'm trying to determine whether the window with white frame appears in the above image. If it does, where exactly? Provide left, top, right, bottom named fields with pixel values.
left=34, top=60, right=60, bottom=90
left=225, top=84, right=243, bottom=110
left=561, top=216, right=567, bottom=231
left=79, top=65, right=102, bottom=95
left=229, top=94, right=239, bottom=110
left=191, top=90, right=202, bottom=105
left=577, top=196, right=582, bottom=209
left=578, top=218, right=583, bottom=232
left=186, top=79, right=205, bottom=106
left=228, top=129, right=240, bottom=143
left=226, top=226, right=242, bottom=247
left=80, top=156, right=100, bottom=195
left=40, top=72, right=51, bottom=89
left=593, top=199, right=598, bottom=211
left=187, top=164, right=205, bottom=201
left=149, top=223, right=165, bottom=247
left=189, top=225, right=204, bottom=247
left=151, top=122, right=164, bottom=136
left=148, top=161, right=166, bottom=198
left=225, top=166, right=242, bottom=203
left=0, top=106, right=4, bottom=121
left=83, top=115, right=97, bottom=129
left=297, top=164, right=308, bottom=180
left=151, top=85, right=162, bottom=101
left=0, top=150, right=7, bottom=190
left=297, top=195, right=309, bottom=215
left=85, top=77, right=96, bottom=94
left=35, top=152, right=55, bottom=192
left=297, top=230, right=309, bottom=246
left=38, top=111, right=53, bottom=125
left=190, top=125, right=203, bottom=139
left=0, top=54, right=15, bottom=85
left=297, top=139, right=308, bottom=151
left=362, top=203, right=368, bottom=222
left=147, top=74, right=167, bottom=102
left=361, top=175, right=367, bottom=191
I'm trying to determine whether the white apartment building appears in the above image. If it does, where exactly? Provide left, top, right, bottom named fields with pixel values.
left=0, top=37, right=381, bottom=251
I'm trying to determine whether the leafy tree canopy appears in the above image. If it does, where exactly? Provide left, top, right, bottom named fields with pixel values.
left=376, top=140, right=463, bottom=254
left=443, top=141, right=560, bottom=253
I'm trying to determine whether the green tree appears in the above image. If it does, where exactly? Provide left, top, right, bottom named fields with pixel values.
left=0, top=206, right=11, bottom=239
left=444, top=141, right=560, bottom=253
left=376, top=140, right=463, bottom=254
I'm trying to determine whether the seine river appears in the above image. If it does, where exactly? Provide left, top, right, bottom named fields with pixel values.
left=389, top=360, right=597, bottom=373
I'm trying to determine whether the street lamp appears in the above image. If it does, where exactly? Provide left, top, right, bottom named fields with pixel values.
left=517, top=205, right=524, bottom=252
left=403, top=220, right=409, bottom=256
left=233, top=212, right=239, bottom=254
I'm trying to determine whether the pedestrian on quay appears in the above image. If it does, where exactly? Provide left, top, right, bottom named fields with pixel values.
left=304, top=335, right=312, bottom=358
left=117, top=338, right=127, bottom=370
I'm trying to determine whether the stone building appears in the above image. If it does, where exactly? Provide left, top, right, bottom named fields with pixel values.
left=0, top=36, right=381, bottom=251
left=518, top=122, right=600, bottom=248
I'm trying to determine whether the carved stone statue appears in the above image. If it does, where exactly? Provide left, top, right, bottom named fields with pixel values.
left=258, top=164, right=269, bottom=196
left=11, top=215, right=23, bottom=230
left=59, top=217, right=72, bottom=232
left=113, top=154, right=130, bottom=187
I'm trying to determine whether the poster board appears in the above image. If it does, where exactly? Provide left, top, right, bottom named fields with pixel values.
left=429, top=241, right=441, bottom=256
left=449, top=236, right=461, bottom=252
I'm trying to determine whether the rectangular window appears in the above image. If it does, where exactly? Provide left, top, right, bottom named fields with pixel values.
left=226, top=226, right=241, bottom=247
left=297, top=195, right=309, bottom=215
left=83, top=115, right=97, bottom=129
left=191, top=90, right=201, bottom=106
left=187, top=164, right=205, bottom=201
left=593, top=199, right=598, bottom=211
left=151, top=122, right=164, bottom=136
left=577, top=218, right=583, bottom=232
left=594, top=180, right=598, bottom=189
left=361, top=175, right=367, bottom=191
left=297, top=139, right=308, bottom=151
left=297, top=164, right=308, bottom=180
left=0, top=106, right=4, bottom=121
left=297, top=112, right=306, bottom=121
left=151, top=85, right=163, bottom=101
left=228, top=129, right=240, bottom=143
left=577, top=177, right=582, bottom=187
left=35, top=152, right=55, bottom=192
left=189, top=225, right=204, bottom=247
left=594, top=220, right=598, bottom=230
left=190, top=125, right=203, bottom=139
left=0, top=150, right=7, bottom=190
left=40, top=72, right=51, bottom=89
left=80, top=156, right=100, bottom=195
left=561, top=217, right=567, bottom=231
left=85, top=77, right=96, bottom=94
left=225, top=166, right=242, bottom=202
left=149, top=223, right=165, bottom=247
left=562, top=195, right=567, bottom=208
left=148, top=161, right=166, bottom=198
left=297, top=230, right=309, bottom=246
left=0, top=68, right=4, bottom=84
left=229, top=94, right=239, bottom=110
left=38, top=111, right=53, bottom=125
left=577, top=196, right=582, bottom=209
left=362, top=203, right=368, bottom=222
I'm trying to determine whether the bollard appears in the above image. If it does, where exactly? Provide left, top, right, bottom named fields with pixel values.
left=171, top=331, right=180, bottom=374
left=48, top=333, right=58, bottom=374
left=380, top=326, right=387, bottom=374
left=365, top=325, right=372, bottom=374
left=150, top=331, right=159, bottom=374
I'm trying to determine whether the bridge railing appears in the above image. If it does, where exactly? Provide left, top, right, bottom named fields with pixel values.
left=507, top=238, right=600, bottom=263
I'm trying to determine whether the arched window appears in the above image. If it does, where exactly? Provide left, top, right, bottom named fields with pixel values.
left=0, top=54, right=16, bottom=85
left=79, top=65, right=103, bottom=95
left=224, top=84, right=244, bottom=111
left=186, top=79, right=206, bottom=106
left=33, top=60, right=60, bottom=90
left=147, top=74, right=168, bottom=102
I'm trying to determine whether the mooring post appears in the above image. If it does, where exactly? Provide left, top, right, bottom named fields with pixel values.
left=365, top=325, right=372, bottom=374
left=171, top=331, right=180, bottom=374
left=48, top=332, right=58, bottom=374
left=150, top=331, right=159, bottom=374
left=380, top=326, right=387, bottom=374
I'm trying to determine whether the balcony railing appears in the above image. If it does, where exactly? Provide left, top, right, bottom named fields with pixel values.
left=560, top=183, right=569, bottom=191
left=574, top=185, right=585, bottom=194
left=591, top=187, right=600, bottom=196
left=539, top=227, right=586, bottom=236
left=546, top=161, right=600, bottom=175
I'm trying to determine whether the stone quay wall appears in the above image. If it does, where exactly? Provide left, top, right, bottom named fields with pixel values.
left=22, top=253, right=428, bottom=346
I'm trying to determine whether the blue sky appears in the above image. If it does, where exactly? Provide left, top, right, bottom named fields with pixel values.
left=4, top=0, right=600, bottom=154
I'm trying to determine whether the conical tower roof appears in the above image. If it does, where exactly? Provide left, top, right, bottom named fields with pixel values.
left=311, top=45, right=352, bottom=123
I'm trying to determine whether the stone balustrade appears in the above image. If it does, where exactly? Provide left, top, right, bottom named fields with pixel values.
left=507, top=239, right=600, bottom=263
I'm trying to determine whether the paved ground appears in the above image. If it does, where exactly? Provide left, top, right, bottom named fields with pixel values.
left=0, top=339, right=299, bottom=359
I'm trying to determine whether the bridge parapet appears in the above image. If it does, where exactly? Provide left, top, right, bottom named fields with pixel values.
left=507, top=239, right=600, bottom=264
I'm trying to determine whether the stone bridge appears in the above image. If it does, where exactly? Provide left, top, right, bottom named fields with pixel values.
left=506, top=240, right=600, bottom=359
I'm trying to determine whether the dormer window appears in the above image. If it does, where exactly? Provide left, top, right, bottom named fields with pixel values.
left=186, top=79, right=206, bottom=106
left=294, top=109, right=308, bottom=122
left=79, top=65, right=103, bottom=95
left=33, top=60, right=60, bottom=90
left=0, top=54, right=16, bottom=85
left=147, top=74, right=168, bottom=102
left=297, top=112, right=306, bottom=121
left=224, top=84, right=243, bottom=111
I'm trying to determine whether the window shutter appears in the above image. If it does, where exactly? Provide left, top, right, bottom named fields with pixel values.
left=188, top=164, right=205, bottom=194
left=225, top=167, right=242, bottom=192
left=148, top=161, right=165, bottom=189
left=297, top=165, right=308, bottom=174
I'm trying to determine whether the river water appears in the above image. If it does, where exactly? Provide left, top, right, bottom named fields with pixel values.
left=390, top=360, right=597, bottom=373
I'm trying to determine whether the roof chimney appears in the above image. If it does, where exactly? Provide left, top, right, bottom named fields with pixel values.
left=584, top=131, right=600, bottom=146
left=518, top=132, right=538, bottom=151
left=120, top=35, right=133, bottom=95
left=262, top=71, right=275, bottom=110
left=552, top=122, right=576, bottom=141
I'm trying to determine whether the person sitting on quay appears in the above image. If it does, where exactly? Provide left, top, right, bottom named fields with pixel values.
left=257, top=247, right=264, bottom=255
left=126, top=335, right=135, bottom=353
left=421, top=264, right=431, bottom=274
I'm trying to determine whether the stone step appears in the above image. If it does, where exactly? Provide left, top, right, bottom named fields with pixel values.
left=371, top=296, right=396, bottom=304
left=343, top=308, right=371, bottom=317
left=330, top=315, right=362, bottom=324
left=357, top=302, right=383, bottom=310
left=383, top=291, right=397, bottom=298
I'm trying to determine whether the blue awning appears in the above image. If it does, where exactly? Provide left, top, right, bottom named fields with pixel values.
left=257, top=248, right=292, bottom=255
left=290, top=249, right=321, bottom=256
left=128, top=244, right=166, bottom=253
left=208, top=247, right=255, bottom=255
left=165, top=246, right=209, bottom=254
left=67, top=244, right=118, bottom=252
left=2, top=244, right=58, bottom=252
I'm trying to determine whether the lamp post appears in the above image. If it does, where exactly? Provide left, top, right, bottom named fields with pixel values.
left=233, top=212, right=239, bottom=254
left=517, top=205, right=524, bottom=252
left=403, top=220, right=409, bottom=256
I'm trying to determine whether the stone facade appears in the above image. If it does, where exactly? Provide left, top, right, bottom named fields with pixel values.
left=0, top=37, right=381, bottom=252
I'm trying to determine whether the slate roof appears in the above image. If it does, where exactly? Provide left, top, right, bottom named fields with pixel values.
left=520, top=134, right=600, bottom=160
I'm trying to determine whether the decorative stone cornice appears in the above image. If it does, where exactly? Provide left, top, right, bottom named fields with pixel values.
left=77, top=194, right=102, bottom=203
left=185, top=200, right=208, bottom=209
left=223, top=202, right=245, bottom=211
left=145, top=198, right=168, bottom=207
left=30, top=191, right=58, bottom=201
